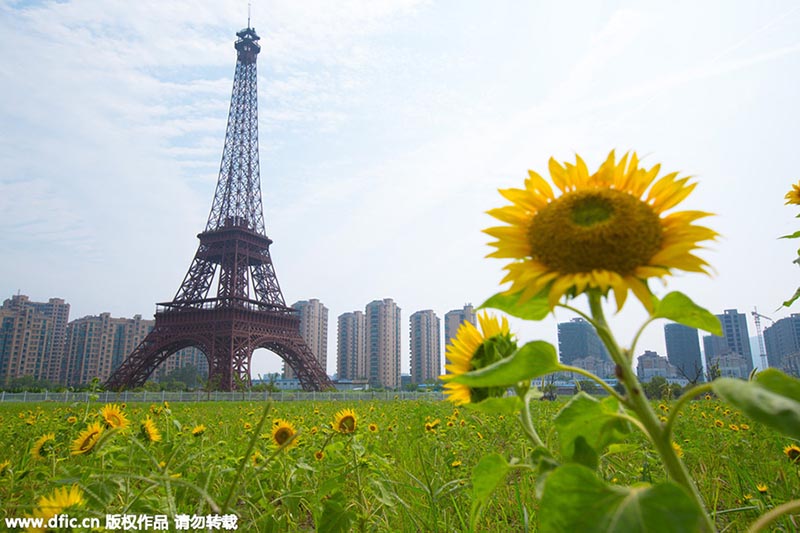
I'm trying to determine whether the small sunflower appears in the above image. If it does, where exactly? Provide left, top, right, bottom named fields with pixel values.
left=66, top=415, right=77, bottom=424
left=786, top=181, right=800, bottom=205
left=425, top=419, right=441, bottom=432
left=141, top=417, right=162, bottom=443
left=100, top=403, right=129, bottom=430
left=271, top=419, right=298, bottom=449
left=757, top=483, right=768, bottom=494
left=0, top=459, right=10, bottom=476
left=191, top=424, right=206, bottom=437
left=671, top=441, right=684, bottom=458
left=440, top=312, right=516, bottom=405
left=314, top=450, right=325, bottom=461
left=71, top=422, right=104, bottom=456
left=368, top=423, right=379, bottom=433
left=485, top=151, right=717, bottom=311
left=31, top=433, right=56, bottom=460
left=332, top=409, right=357, bottom=434
left=784, top=443, right=800, bottom=463
left=251, top=450, right=264, bottom=466
left=451, top=460, right=462, bottom=468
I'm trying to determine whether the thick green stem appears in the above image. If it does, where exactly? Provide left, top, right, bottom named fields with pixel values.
left=587, top=292, right=716, bottom=533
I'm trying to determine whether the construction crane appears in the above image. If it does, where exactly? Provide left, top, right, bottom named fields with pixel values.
left=752, top=307, right=775, bottom=370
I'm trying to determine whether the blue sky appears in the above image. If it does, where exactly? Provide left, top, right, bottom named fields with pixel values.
left=1, top=0, right=799, bottom=377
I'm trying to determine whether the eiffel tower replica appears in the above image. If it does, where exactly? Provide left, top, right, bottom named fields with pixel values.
left=106, top=26, right=333, bottom=392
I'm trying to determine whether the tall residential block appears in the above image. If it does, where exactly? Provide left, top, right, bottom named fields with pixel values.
left=444, top=304, right=476, bottom=347
left=0, top=294, right=70, bottom=385
left=64, top=313, right=153, bottom=387
left=764, top=314, right=800, bottom=373
left=410, top=310, right=441, bottom=384
left=338, top=311, right=367, bottom=381
left=664, top=323, right=704, bottom=382
left=704, top=309, right=753, bottom=373
left=557, top=318, right=609, bottom=365
left=366, top=299, right=401, bottom=389
left=285, top=299, right=328, bottom=378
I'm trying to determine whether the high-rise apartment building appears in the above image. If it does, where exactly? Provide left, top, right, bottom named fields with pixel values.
left=410, top=310, right=441, bottom=384
left=0, top=295, right=70, bottom=385
left=444, top=304, right=476, bottom=347
left=664, top=323, right=704, bottom=382
left=764, top=314, right=800, bottom=372
left=366, top=299, right=401, bottom=389
left=338, top=311, right=367, bottom=381
left=284, top=299, right=328, bottom=378
left=64, top=313, right=153, bottom=386
left=704, top=309, right=753, bottom=373
left=557, top=318, right=609, bottom=365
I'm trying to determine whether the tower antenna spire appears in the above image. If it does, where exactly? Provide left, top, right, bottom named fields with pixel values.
left=247, top=2, right=251, bottom=28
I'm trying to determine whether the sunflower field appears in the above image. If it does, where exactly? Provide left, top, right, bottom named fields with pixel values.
left=0, top=397, right=797, bottom=532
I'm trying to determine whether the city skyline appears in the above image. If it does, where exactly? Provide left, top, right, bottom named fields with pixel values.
left=1, top=291, right=775, bottom=388
left=2, top=2, right=800, bottom=379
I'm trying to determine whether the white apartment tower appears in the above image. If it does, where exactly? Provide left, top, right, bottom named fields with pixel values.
left=337, top=311, right=367, bottom=381
left=410, top=310, right=441, bottom=384
left=285, top=299, right=329, bottom=378
left=366, top=299, right=401, bottom=389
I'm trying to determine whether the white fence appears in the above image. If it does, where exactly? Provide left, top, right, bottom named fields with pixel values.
left=0, top=390, right=446, bottom=403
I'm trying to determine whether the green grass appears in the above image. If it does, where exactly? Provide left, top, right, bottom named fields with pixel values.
left=0, top=398, right=796, bottom=531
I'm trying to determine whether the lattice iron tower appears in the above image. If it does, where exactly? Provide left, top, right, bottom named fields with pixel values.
left=106, top=27, right=333, bottom=391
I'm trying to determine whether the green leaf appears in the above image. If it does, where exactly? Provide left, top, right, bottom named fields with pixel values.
left=554, top=393, right=630, bottom=466
left=652, top=292, right=722, bottom=335
left=779, top=230, right=800, bottom=239
left=464, top=396, right=524, bottom=415
left=318, top=491, right=354, bottom=533
left=606, top=443, right=639, bottom=455
left=539, top=464, right=704, bottom=533
left=480, top=290, right=550, bottom=321
left=452, top=341, right=562, bottom=388
left=470, top=453, right=510, bottom=529
left=755, top=368, right=800, bottom=402
left=783, top=287, right=800, bottom=308
left=713, top=373, right=800, bottom=440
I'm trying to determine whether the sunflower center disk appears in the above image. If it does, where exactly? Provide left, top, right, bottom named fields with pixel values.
left=528, top=189, right=664, bottom=275
left=275, top=428, right=291, bottom=445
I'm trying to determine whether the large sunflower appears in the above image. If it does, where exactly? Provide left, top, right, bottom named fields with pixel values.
left=28, top=485, right=84, bottom=533
left=485, top=151, right=717, bottom=311
left=100, top=403, right=129, bottom=430
left=440, top=312, right=515, bottom=405
left=31, top=433, right=56, bottom=460
left=785, top=181, right=800, bottom=205
left=140, top=417, right=162, bottom=443
left=71, top=422, right=104, bottom=456
left=271, top=419, right=299, bottom=449
left=332, top=409, right=357, bottom=434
